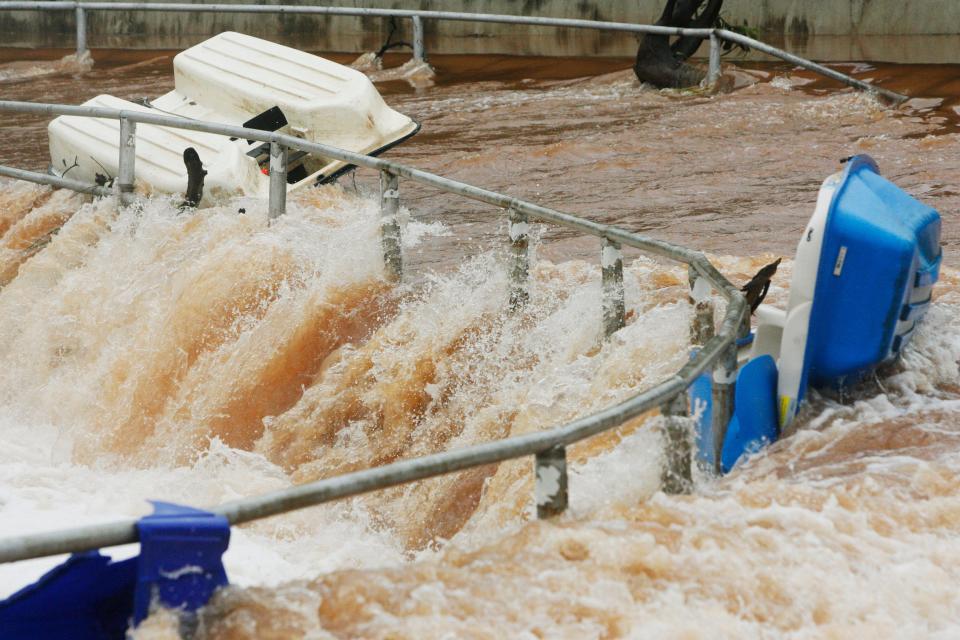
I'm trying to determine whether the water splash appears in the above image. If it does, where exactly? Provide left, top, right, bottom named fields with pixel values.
left=0, top=51, right=93, bottom=83
left=2, top=181, right=959, bottom=637
left=181, top=274, right=960, bottom=639
left=2, top=56, right=960, bottom=636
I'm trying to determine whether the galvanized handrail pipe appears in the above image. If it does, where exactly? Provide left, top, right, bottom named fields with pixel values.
left=74, top=4, right=86, bottom=56
left=411, top=14, right=426, bottom=63
left=117, top=116, right=136, bottom=206
left=688, top=265, right=716, bottom=346
left=9, top=1, right=714, bottom=62
left=0, top=1, right=714, bottom=37
left=660, top=390, right=692, bottom=494
left=710, top=339, right=738, bottom=472
left=0, top=4, right=910, bottom=104
left=267, top=141, right=287, bottom=220
left=379, top=169, right=403, bottom=281
left=0, top=165, right=110, bottom=197
left=507, top=207, right=530, bottom=310
left=0, top=2, right=909, bottom=103
left=0, top=104, right=747, bottom=312
left=0, top=100, right=741, bottom=292
left=534, top=445, right=568, bottom=518
left=0, top=98, right=748, bottom=563
left=707, top=32, right=721, bottom=87
left=601, top=238, right=625, bottom=337
left=0, top=324, right=744, bottom=564
left=715, top=29, right=908, bottom=104
left=0, top=3, right=906, bottom=565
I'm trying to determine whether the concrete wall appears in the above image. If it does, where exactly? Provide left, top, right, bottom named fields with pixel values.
left=1, top=1, right=958, bottom=60
left=1, top=0, right=653, bottom=54
left=728, top=0, right=960, bottom=36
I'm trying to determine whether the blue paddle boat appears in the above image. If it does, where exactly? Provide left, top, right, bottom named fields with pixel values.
left=693, top=154, right=942, bottom=473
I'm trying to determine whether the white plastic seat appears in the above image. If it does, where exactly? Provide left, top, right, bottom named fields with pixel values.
left=749, top=170, right=844, bottom=427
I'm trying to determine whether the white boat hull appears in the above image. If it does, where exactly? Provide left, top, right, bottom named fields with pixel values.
left=48, top=32, right=420, bottom=204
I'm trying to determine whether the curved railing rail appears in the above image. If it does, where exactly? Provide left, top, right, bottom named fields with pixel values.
left=0, top=2, right=908, bottom=104
left=0, top=98, right=747, bottom=563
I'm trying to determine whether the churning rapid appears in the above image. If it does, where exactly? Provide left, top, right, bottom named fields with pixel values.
left=2, top=51, right=960, bottom=637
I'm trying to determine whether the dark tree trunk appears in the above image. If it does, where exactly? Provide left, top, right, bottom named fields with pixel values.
left=634, top=0, right=724, bottom=88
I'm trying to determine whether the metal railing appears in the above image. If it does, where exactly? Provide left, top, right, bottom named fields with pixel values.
left=0, top=2, right=908, bottom=103
left=0, top=4, right=905, bottom=564
left=0, top=97, right=746, bottom=563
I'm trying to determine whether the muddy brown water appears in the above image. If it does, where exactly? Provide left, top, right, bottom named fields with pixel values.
left=2, top=48, right=960, bottom=637
left=2, top=49, right=960, bottom=269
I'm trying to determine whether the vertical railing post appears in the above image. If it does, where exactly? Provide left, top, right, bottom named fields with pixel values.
left=379, top=169, right=403, bottom=281
left=661, top=391, right=693, bottom=494
left=707, top=32, right=722, bottom=88
left=710, top=301, right=748, bottom=473
left=601, top=238, right=625, bottom=338
left=711, top=339, right=737, bottom=473
left=688, top=265, right=715, bottom=345
left=411, top=15, right=426, bottom=62
left=508, top=207, right=530, bottom=310
left=689, top=265, right=721, bottom=472
left=75, top=5, right=88, bottom=58
left=535, top=446, right=567, bottom=518
left=268, top=141, right=287, bottom=220
left=117, top=116, right=136, bottom=206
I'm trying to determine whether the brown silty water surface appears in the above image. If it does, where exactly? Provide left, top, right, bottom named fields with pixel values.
left=3, top=49, right=960, bottom=267
left=0, top=48, right=960, bottom=637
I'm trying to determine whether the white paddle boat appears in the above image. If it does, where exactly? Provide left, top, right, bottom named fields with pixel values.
left=47, top=32, right=420, bottom=204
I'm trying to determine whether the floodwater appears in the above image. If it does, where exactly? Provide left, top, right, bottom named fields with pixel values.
left=0, top=47, right=959, bottom=638
left=2, top=49, right=960, bottom=268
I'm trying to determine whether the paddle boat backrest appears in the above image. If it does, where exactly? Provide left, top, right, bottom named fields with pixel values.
left=750, top=155, right=942, bottom=429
